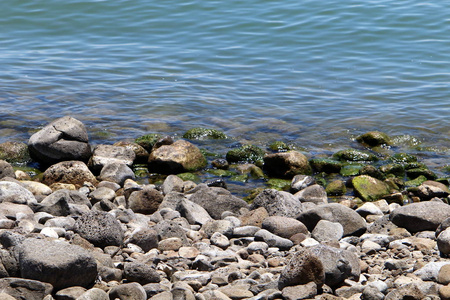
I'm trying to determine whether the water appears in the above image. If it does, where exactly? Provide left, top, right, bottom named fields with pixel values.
left=0, top=0, right=449, bottom=178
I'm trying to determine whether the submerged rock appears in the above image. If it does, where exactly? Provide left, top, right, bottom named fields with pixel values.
left=356, top=131, right=391, bottom=147
left=333, top=149, right=378, bottom=162
left=226, top=144, right=265, bottom=166
left=183, top=127, right=227, bottom=139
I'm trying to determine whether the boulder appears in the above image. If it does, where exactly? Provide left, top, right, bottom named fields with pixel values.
left=35, top=189, right=91, bottom=216
left=178, top=198, right=212, bottom=225
left=416, top=181, right=450, bottom=200
left=0, top=141, right=30, bottom=164
left=325, top=180, right=347, bottom=196
left=148, top=140, right=206, bottom=174
left=0, top=278, right=53, bottom=300
left=226, top=144, right=265, bottom=165
left=17, top=238, right=97, bottom=290
left=356, top=131, right=391, bottom=147
left=0, top=160, right=15, bottom=179
left=42, top=161, right=97, bottom=188
left=311, top=220, right=344, bottom=242
left=250, top=189, right=303, bottom=218
left=98, top=162, right=135, bottom=186
left=262, top=216, right=308, bottom=239
left=352, top=175, right=390, bottom=202
left=0, top=181, right=36, bottom=205
left=188, top=185, right=248, bottom=219
left=278, top=248, right=325, bottom=289
left=28, top=116, right=91, bottom=165
left=74, top=211, right=124, bottom=248
left=127, top=187, right=164, bottom=214
left=161, top=175, right=184, bottom=195
left=297, top=203, right=367, bottom=237
left=264, top=151, right=311, bottom=178
left=390, top=200, right=450, bottom=233
left=294, top=184, right=328, bottom=204
left=89, top=145, right=136, bottom=171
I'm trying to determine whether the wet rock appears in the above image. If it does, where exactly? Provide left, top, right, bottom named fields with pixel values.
left=108, top=282, right=147, bottom=300
left=297, top=203, right=367, bottom=237
left=325, top=180, right=347, bottom=196
left=148, top=140, right=207, bottom=174
left=17, top=238, right=97, bottom=290
left=127, top=186, right=164, bottom=214
left=0, top=278, right=53, bottom=300
left=183, top=127, right=227, bottom=140
left=261, top=216, right=308, bottom=239
left=124, top=261, right=161, bottom=285
left=290, top=175, right=315, bottom=193
left=311, top=220, right=344, bottom=242
left=226, top=144, right=265, bottom=166
left=390, top=200, right=450, bottom=233
left=352, top=175, right=390, bottom=202
left=278, top=247, right=325, bottom=289
left=42, top=161, right=97, bottom=188
left=0, top=181, right=36, bottom=205
left=0, top=141, right=30, bottom=164
left=0, top=160, right=15, bottom=179
left=89, top=144, right=136, bottom=171
left=98, top=162, right=135, bottom=186
left=333, top=149, right=378, bottom=162
left=294, top=184, right=328, bottom=204
left=74, top=210, right=124, bottom=248
left=135, top=134, right=163, bottom=152
left=356, top=131, right=391, bottom=147
left=264, top=151, right=312, bottom=178
left=309, top=158, right=343, bottom=174
left=28, top=116, right=91, bottom=165
left=250, top=189, right=303, bottom=218
left=188, top=185, right=248, bottom=219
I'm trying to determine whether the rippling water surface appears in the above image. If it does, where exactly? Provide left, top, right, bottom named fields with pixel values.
left=0, top=0, right=449, bottom=170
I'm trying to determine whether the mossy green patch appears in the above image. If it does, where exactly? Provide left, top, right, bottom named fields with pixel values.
left=230, top=174, right=249, bottom=183
left=183, top=128, right=227, bottom=140
left=207, top=169, right=236, bottom=177
left=226, top=145, right=265, bottom=166
left=326, top=180, right=347, bottom=196
left=135, top=133, right=162, bottom=152
left=406, top=168, right=437, bottom=180
left=404, top=175, right=428, bottom=187
left=266, top=178, right=291, bottom=191
left=177, top=172, right=201, bottom=183
left=309, top=158, right=343, bottom=173
left=391, top=153, right=418, bottom=164
left=352, top=175, right=391, bottom=202
left=333, top=149, right=378, bottom=162
left=0, top=142, right=31, bottom=164
left=379, top=164, right=405, bottom=177
left=268, top=141, right=292, bottom=152
left=340, top=164, right=363, bottom=176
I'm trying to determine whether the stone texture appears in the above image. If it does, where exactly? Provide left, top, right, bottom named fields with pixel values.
left=264, top=151, right=312, bottom=178
left=89, top=145, right=136, bottom=171
left=108, top=282, right=146, bottom=300
left=77, top=288, right=109, bottom=300
left=311, top=220, right=344, bottom=242
left=250, top=189, right=303, bottom=218
left=127, top=228, right=158, bottom=252
left=74, top=211, right=124, bottom=248
left=290, top=175, right=316, bottom=193
left=0, top=181, right=36, bottom=205
left=262, top=216, right=308, bottom=239
left=281, top=282, right=318, bottom=300
left=124, top=261, right=161, bottom=285
left=127, top=186, right=164, bottom=214
left=42, top=160, right=97, bottom=188
left=0, top=278, right=53, bottom=300
left=294, top=184, right=328, bottom=204
left=352, top=175, right=390, bottom=202
left=98, top=162, right=135, bottom=186
left=0, top=160, right=15, bottom=179
left=28, top=116, right=91, bottom=165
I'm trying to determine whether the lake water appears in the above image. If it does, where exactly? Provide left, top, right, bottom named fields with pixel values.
left=0, top=0, right=449, bottom=178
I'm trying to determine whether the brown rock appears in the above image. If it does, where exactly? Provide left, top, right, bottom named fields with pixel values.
left=264, top=151, right=312, bottom=178
left=240, top=207, right=269, bottom=227
left=42, top=160, right=97, bottom=188
left=127, top=187, right=163, bottom=214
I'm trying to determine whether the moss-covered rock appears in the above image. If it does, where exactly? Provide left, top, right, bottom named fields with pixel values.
left=230, top=174, right=248, bottom=182
left=404, top=175, right=428, bottom=187
left=114, top=141, right=149, bottom=164
left=333, top=149, right=378, bottom=162
left=183, top=127, right=227, bottom=140
left=406, top=168, right=437, bottom=180
left=226, top=145, right=265, bottom=166
left=177, top=172, right=201, bottom=182
left=356, top=131, right=391, bottom=147
left=326, top=180, right=347, bottom=196
left=135, top=134, right=163, bottom=152
left=268, top=141, right=292, bottom=152
left=264, top=151, right=312, bottom=178
left=391, top=153, right=418, bottom=164
left=309, top=158, right=343, bottom=174
left=207, top=169, right=236, bottom=177
left=359, top=165, right=385, bottom=180
left=266, top=178, right=291, bottom=191
left=352, top=175, right=391, bottom=202
left=379, top=164, right=405, bottom=177
left=243, top=187, right=265, bottom=203
left=0, top=141, right=30, bottom=164
left=340, top=164, right=363, bottom=176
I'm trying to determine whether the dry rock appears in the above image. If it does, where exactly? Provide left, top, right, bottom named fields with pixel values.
left=42, top=160, right=97, bottom=188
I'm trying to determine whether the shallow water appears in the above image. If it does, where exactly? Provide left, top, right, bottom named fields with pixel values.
left=0, top=0, right=449, bottom=180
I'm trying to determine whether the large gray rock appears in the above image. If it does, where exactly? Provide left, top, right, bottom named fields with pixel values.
left=28, top=116, right=91, bottom=165
left=390, top=200, right=450, bottom=233
left=161, top=175, right=184, bottom=195
left=77, top=288, right=109, bottom=300
left=127, top=187, right=164, bottom=214
left=251, top=189, right=303, bottom=218
left=89, top=145, right=136, bottom=171
left=262, top=216, right=308, bottom=239
left=297, top=203, right=367, bottom=237
left=153, top=220, right=189, bottom=245
left=311, top=220, right=344, bottom=242
left=264, top=151, right=312, bottom=178
left=188, top=185, right=248, bottom=219
left=278, top=248, right=325, bottom=289
left=0, top=181, right=36, bottom=205
left=17, top=238, right=97, bottom=291
left=42, top=160, right=97, bottom=188
left=35, top=189, right=91, bottom=216
left=294, top=184, right=328, bottom=205
left=41, top=189, right=91, bottom=208
left=74, top=211, right=124, bottom=248
left=98, top=162, right=135, bottom=186
left=148, top=139, right=207, bottom=174
left=309, top=244, right=360, bottom=287
left=0, top=278, right=53, bottom=300
left=178, top=198, right=212, bottom=225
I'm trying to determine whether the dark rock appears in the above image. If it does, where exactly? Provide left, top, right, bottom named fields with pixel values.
left=0, top=278, right=53, bottom=300
left=0, top=160, right=15, bottom=179
left=98, top=162, right=135, bottom=186
left=135, top=134, right=163, bottom=152
left=124, top=262, right=161, bottom=285
left=42, top=161, right=97, bottom=188
left=74, top=211, right=124, bottom=248
left=264, top=151, right=312, bottom=178
left=251, top=189, right=303, bottom=218
left=211, top=158, right=229, bottom=170
left=325, top=180, right=347, bottom=196
left=333, top=149, right=378, bottom=162
left=226, top=144, right=265, bottom=166
left=28, top=116, right=91, bottom=165
left=17, top=238, right=97, bottom=291
left=127, top=186, right=163, bottom=214
left=183, top=127, right=227, bottom=140
left=309, top=158, right=342, bottom=174
left=356, top=131, right=391, bottom=147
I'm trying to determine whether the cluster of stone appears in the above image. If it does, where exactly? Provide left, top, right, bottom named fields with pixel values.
left=0, top=116, right=448, bottom=300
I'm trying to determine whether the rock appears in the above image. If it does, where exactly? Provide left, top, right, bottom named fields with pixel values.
left=124, top=262, right=161, bottom=285
left=183, top=127, right=227, bottom=140
left=148, top=140, right=206, bottom=174
left=325, top=180, right=347, bottom=196
left=352, top=175, right=390, bottom=202
left=161, top=175, right=184, bottom=195
left=0, top=278, right=53, bottom=300
left=127, top=187, right=164, bottom=214
left=0, top=141, right=30, bottom=163
left=437, top=228, right=450, bottom=256
left=158, top=237, right=183, bottom=251
left=384, top=283, right=424, bottom=300
left=98, top=162, right=135, bottom=186
left=290, top=175, right=316, bottom=193
left=309, top=244, right=360, bottom=287
left=113, top=141, right=149, bottom=164
left=188, top=185, right=248, bottom=219
left=17, top=238, right=97, bottom=290
left=226, top=144, right=265, bottom=166
left=42, top=161, right=97, bottom=188
left=414, top=262, right=450, bottom=281
left=127, top=228, right=158, bottom=252
left=55, top=286, right=87, bottom=299
left=333, top=149, right=378, bottom=162
left=178, top=198, right=212, bottom=226
left=438, top=264, right=450, bottom=285
left=0, top=181, right=36, bottom=205
left=416, top=181, right=450, bottom=200
left=281, top=282, right=317, bottom=300
left=255, top=229, right=293, bottom=250
left=278, top=247, right=325, bottom=289
left=264, top=151, right=312, bottom=178
left=250, top=189, right=303, bottom=218
left=297, top=203, right=367, bottom=237
left=135, top=134, right=163, bottom=152
left=0, top=160, right=15, bottom=179
left=74, top=211, right=124, bottom=248
left=108, top=282, right=147, bottom=300
left=218, top=285, right=253, bottom=299
left=294, top=184, right=328, bottom=204
left=361, top=285, right=385, bottom=300
left=311, top=220, right=344, bottom=242
left=356, top=131, right=391, bottom=147
left=19, top=181, right=52, bottom=198
left=240, top=207, right=269, bottom=227
left=309, top=158, right=343, bottom=174
left=210, top=232, right=230, bottom=249
left=356, top=202, right=383, bottom=218
left=262, top=216, right=308, bottom=239
left=390, top=200, right=450, bottom=233
left=28, top=116, right=91, bottom=165
left=77, top=288, right=109, bottom=300
left=41, top=189, right=91, bottom=208
left=202, top=219, right=234, bottom=238
left=89, top=145, right=136, bottom=171
left=153, top=220, right=189, bottom=245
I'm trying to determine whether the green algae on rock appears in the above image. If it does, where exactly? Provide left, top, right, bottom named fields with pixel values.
left=356, top=131, right=391, bottom=147
left=268, top=141, right=292, bottom=152
left=340, top=164, right=363, bottom=177
left=226, top=145, right=265, bottom=166
left=0, top=141, right=30, bottom=164
left=266, top=178, right=291, bottom=191
left=326, top=180, right=347, bottom=196
left=309, top=158, right=343, bottom=174
left=379, top=164, right=405, bottom=177
left=333, top=149, right=378, bottom=162
left=183, top=127, right=227, bottom=140
left=352, top=175, right=391, bottom=202
left=135, top=134, right=163, bottom=152
left=391, top=153, right=418, bottom=164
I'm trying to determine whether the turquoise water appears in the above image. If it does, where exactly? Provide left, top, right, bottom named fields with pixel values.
left=0, top=0, right=449, bottom=171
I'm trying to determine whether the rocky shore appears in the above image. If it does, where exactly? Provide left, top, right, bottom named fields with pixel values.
left=0, top=116, right=448, bottom=300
